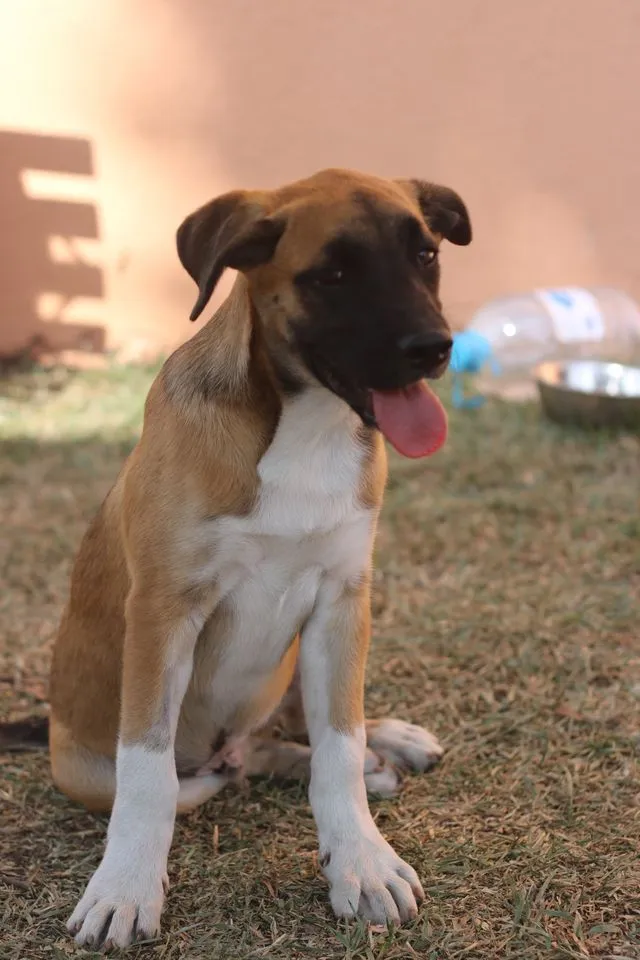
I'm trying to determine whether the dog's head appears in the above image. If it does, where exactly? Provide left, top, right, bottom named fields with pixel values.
left=177, top=169, right=471, bottom=456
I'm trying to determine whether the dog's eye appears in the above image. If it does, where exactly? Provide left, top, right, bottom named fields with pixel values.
left=417, top=247, right=438, bottom=267
left=312, top=267, right=345, bottom=286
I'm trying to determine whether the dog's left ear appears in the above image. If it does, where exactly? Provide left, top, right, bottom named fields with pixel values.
left=177, top=190, right=286, bottom=321
left=396, top=179, right=472, bottom=246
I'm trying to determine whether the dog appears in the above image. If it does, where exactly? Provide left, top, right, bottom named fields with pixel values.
left=39, top=168, right=471, bottom=949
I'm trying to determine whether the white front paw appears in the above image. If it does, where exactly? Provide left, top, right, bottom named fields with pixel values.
left=67, top=857, right=168, bottom=950
left=320, top=830, right=424, bottom=925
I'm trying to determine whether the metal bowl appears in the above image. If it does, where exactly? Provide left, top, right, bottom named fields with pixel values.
left=535, top=360, right=640, bottom=429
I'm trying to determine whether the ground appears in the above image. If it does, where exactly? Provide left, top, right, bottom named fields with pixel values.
left=0, top=362, right=638, bottom=960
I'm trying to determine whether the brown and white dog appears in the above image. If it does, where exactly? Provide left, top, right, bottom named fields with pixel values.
left=46, top=168, right=471, bottom=949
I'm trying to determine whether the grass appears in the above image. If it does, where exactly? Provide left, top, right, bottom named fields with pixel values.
left=1, top=361, right=639, bottom=960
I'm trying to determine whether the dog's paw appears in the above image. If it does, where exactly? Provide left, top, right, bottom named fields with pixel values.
left=67, top=861, right=167, bottom=950
left=363, top=748, right=401, bottom=797
left=321, top=828, right=424, bottom=925
left=367, top=718, right=443, bottom=773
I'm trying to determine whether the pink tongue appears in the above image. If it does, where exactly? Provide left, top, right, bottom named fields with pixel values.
left=371, top=381, right=448, bottom=458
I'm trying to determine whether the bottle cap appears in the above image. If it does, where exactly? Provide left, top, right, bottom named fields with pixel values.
left=450, top=331, right=499, bottom=408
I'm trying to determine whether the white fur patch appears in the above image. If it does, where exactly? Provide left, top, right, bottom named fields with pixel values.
left=68, top=746, right=176, bottom=949
left=254, top=388, right=368, bottom=535
left=177, top=389, right=376, bottom=749
left=310, top=725, right=372, bottom=838
left=309, top=727, right=424, bottom=925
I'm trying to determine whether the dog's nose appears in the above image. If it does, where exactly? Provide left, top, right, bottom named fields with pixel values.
left=398, top=332, right=453, bottom=373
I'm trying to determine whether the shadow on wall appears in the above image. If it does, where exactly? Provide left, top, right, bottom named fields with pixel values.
left=0, top=130, right=105, bottom=360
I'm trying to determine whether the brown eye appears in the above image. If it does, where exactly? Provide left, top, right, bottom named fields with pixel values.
left=313, top=267, right=344, bottom=286
left=417, top=247, right=437, bottom=267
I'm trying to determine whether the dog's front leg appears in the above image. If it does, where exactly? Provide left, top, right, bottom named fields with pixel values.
left=300, top=579, right=424, bottom=925
left=68, top=591, right=206, bottom=950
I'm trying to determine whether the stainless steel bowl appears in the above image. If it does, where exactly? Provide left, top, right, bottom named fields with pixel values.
left=535, top=360, right=640, bottom=429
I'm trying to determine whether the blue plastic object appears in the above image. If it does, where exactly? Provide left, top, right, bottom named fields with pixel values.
left=449, top=330, right=500, bottom=408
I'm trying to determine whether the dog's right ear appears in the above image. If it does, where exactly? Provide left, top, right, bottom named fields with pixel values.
left=177, top=191, right=285, bottom=322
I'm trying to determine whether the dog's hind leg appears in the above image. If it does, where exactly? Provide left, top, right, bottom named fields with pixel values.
left=51, top=717, right=228, bottom=814
left=50, top=717, right=119, bottom=813
left=269, top=670, right=444, bottom=784
left=244, top=735, right=400, bottom=797
left=243, top=737, right=311, bottom=781
left=176, top=772, right=228, bottom=812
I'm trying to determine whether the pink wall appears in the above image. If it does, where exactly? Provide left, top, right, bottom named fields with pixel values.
left=1, top=0, right=639, bottom=358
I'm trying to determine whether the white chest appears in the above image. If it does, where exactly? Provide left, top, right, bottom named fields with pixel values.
left=176, top=390, right=378, bottom=755
left=200, top=390, right=375, bottom=672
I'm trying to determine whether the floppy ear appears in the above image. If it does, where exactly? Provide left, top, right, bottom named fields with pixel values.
left=395, top=179, right=472, bottom=246
left=176, top=190, right=286, bottom=321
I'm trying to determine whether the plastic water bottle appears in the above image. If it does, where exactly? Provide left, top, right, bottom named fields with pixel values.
left=450, top=287, right=640, bottom=405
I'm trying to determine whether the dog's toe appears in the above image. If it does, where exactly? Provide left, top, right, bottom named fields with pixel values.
left=102, top=904, right=139, bottom=950
left=73, top=896, right=161, bottom=950
left=68, top=861, right=165, bottom=950
left=323, top=829, right=424, bottom=926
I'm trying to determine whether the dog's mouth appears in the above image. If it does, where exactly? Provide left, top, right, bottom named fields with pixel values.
left=317, top=365, right=448, bottom=459
left=370, top=382, right=448, bottom=457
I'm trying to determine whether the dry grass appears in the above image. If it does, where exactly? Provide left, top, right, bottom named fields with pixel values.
left=1, top=362, right=639, bottom=960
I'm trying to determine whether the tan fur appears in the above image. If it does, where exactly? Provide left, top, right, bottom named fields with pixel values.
left=48, top=284, right=380, bottom=794
left=49, top=275, right=282, bottom=762
left=357, top=427, right=388, bottom=510
left=48, top=166, right=464, bottom=822
left=50, top=716, right=117, bottom=812
left=39, top=169, right=475, bottom=948
left=52, top=176, right=384, bottom=782
left=228, top=637, right=300, bottom=734
left=326, top=580, right=371, bottom=733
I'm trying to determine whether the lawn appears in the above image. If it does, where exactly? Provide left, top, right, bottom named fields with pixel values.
left=1, top=362, right=638, bottom=960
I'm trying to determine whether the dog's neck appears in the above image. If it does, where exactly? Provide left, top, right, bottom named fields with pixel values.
left=198, top=275, right=260, bottom=396
left=164, top=276, right=274, bottom=409
left=162, top=277, right=369, bottom=477
left=168, top=275, right=317, bottom=410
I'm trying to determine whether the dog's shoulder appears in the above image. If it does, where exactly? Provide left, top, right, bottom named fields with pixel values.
left=121, top=344, right=278, bottom=527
